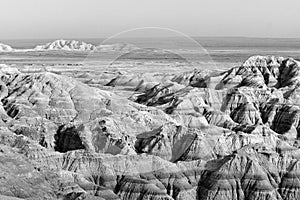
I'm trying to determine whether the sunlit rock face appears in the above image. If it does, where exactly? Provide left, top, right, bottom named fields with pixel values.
left=2, top=55, right=300, bottom=200
left=34, top=39, right=97, bottom=51
left=0, top=43, right=14, bottom=52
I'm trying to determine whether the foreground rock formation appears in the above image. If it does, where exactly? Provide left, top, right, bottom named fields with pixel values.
left=1, top=55, right=300, bottom=200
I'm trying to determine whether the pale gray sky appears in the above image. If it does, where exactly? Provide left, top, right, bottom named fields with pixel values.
left=0, top=0, right=300, bottom=39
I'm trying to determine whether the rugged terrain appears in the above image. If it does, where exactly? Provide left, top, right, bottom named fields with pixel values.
left=1, top=55, right=300, bottom=200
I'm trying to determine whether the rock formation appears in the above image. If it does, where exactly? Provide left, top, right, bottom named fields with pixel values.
left=34, top=39, right=97, bottom=51
left=0, top=43, right=14, bottom=52
left=1, top=55, right=300, bottom=199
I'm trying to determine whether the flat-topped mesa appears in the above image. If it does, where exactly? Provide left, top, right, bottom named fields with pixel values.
left=34, top=39, right=97, bottom=51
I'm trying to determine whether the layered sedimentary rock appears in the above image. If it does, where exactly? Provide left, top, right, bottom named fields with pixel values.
left=34, top=39, right=97, bottom=51
left=2, top=55, right=300, bottom=200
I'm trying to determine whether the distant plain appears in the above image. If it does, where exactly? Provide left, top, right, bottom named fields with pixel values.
left=1, top=37, right=300, bottom=72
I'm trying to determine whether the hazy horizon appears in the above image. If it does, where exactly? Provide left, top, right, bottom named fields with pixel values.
left=4, top=36, right=300, bottom=41
left=1, top=0, right=300, bottom=40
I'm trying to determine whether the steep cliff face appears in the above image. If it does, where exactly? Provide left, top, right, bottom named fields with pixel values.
left=133, top=56, right=300, bottom=139
left=2, top=56, right=300, bottom=200
left=215, top=55, right=300, bottom=89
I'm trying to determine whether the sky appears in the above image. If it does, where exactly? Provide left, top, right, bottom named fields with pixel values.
left=0, top=0, right=300, bottom=39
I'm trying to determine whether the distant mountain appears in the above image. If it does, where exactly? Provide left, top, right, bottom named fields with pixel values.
left=0, top=43, right=14, bottom=52
left=0, top=40, right=139, bottom=52
left=34, top=39, right=97, bottom=51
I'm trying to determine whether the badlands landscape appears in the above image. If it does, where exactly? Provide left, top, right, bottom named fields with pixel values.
left=1, top=39, right=300, bottom=200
